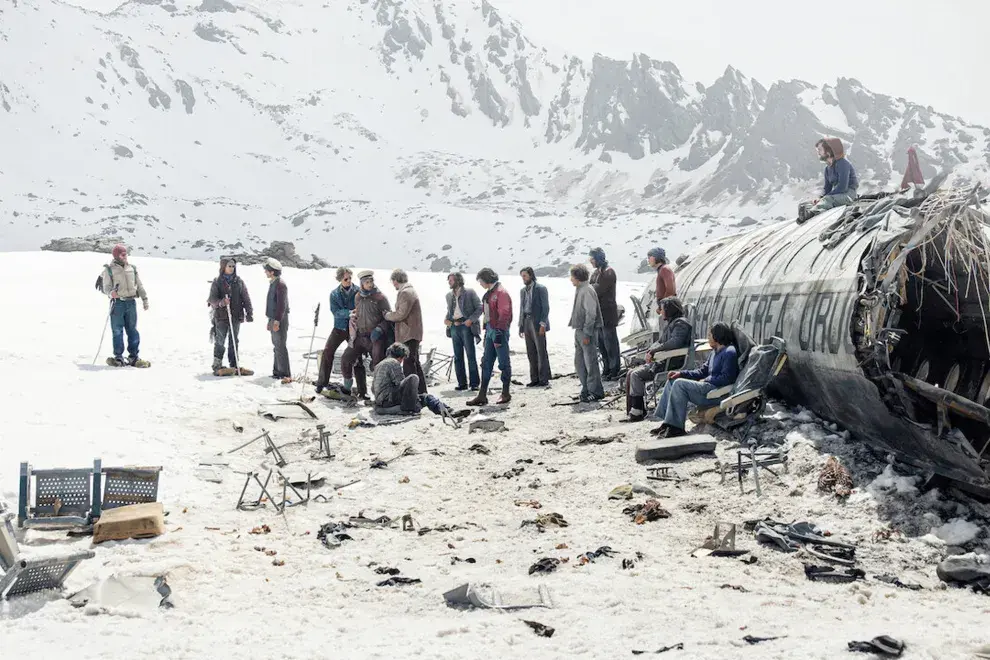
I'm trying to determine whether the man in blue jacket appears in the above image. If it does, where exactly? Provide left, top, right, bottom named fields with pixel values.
left=444, top=272, right=483, bottom=391
left=519, top=266, right=551, bottom=387
left=812, top=137, right=858, bottom=212
left=651, top=322, right=739, bottom=438
left=316, top=267, right=357, bottom=394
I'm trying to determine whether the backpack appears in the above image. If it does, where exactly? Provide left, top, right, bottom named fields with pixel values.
left=94, top=263, right=137, bottom=293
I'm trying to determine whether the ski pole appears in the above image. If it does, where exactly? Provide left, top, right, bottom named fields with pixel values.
left=224, top=295, right=242, bottom=376
left=299, top=303, right=321, bottom=399
left=93, top=285, right=119, bottom=365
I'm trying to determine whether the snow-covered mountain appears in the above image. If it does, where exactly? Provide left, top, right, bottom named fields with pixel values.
left=2, top=0, right=988, bottom=276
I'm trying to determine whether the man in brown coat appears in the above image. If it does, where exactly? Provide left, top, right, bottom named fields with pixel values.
left=385, top=269, right=427, bottom=394
left=340, top=270, right=391, bottom=398
left=589, top=247, right=620, bottom=380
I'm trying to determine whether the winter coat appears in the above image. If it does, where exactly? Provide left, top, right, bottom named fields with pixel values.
left=568, top=282, right=604, bottom=340
left=647, top=317, right=692, bottom=355
left=330, top=284, right=358, bottom=331
left=822, top=138, right=859, bottom=196
left=352, top=288, right=391, bottom=340
left=518, top=282, right=550, bottom=333
left=208, top=263, right=253, bottom=324
left=681, top=345, right=739, bottom=389
left=102, top=260, right=148, bottom=302
left=385, top=283, right=424, bottom=344
left=372, top=357, right=405, bottom=408
left=655, top=264, right=676, bottom=305
left=265, top=277, right=289, bottom=322
left=482, top=283, right=513, bottom=333
left=445, top=287, right=483, bottom=338
left=590, top=266, right=619, bottom=328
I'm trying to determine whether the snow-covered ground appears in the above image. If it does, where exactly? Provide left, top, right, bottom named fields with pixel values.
left=1, top=252, right=988, bottom=660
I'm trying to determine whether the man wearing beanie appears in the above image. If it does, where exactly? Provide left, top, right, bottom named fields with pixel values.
left=208, top=257, right=254, bottom=375
left=264, top=257, right=291, bottom=382
left=589, top=247, right=620, bottom=380
left=100, top=243, right=150, bottom=368
left=340, top=269, right=392, bottom=398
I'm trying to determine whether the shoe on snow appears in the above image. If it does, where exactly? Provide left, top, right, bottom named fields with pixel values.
left=215, top=367, right=253, bottom=377
left=106, top=357, right=125, bottom=367
left=128, top=357, right=151, bottom=368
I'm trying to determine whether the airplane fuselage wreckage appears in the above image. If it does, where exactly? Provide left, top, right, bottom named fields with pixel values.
left=626, top=181, right=990, bottom=497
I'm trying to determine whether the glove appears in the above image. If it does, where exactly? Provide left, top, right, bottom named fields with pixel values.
left=246, top=315, right=253, bottom=323
left=218, top=298, right=228, bottom=308
left=143, top=300, right=149, bottom=311
left=370, top=327, right=384, bottom=342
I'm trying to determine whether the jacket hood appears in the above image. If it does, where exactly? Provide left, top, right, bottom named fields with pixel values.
left=824, top=137, right=845, bottom=160
left=589, top=247, right=608, bottom=268
left=219, top=258, right=238, bottom=277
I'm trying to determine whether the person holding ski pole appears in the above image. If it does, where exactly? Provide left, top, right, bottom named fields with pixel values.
left=264, top=258, right=291, bottom=382
left=208, top=257, right=254, bottom=375
left=99, top=244, right=150, bottom=368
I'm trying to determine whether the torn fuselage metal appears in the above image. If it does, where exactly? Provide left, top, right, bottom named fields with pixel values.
left=626, top=184, right=990, bottom=495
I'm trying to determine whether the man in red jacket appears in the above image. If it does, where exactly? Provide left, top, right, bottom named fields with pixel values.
left=468, top=268, right=514, bottom=406
left=648, top=247, right=676, bottom=315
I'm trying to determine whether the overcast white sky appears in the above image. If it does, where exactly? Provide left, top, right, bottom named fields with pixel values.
left=494, top=0, right=990, bottom=126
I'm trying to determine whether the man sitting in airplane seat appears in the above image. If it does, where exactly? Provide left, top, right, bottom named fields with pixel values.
left=649, top=322, right=739, bottom=439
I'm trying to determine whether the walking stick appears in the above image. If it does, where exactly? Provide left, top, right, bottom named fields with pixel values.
left=299, top=303, right=321, bottom=399
left=224, top=294, right=241, bottom=376
left=92, top=285, right=119, bottom=365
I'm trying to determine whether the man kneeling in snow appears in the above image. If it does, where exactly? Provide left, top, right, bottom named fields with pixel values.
left=372, top=343, right=422, bottom=415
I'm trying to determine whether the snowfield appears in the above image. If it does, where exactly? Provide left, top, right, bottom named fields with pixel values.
left=1, top=252, right=988, bottom=660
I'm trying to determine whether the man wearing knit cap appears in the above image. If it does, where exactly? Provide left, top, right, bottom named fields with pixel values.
left=264, top=257, right=291, bottom=382
left=100, top=243, right=150, bottom=367
left=207, top=256, right=254, bottom=375
left=340, top=269, right=392, bottom=398
left=589, top=247, right=620, bottom=380
left=647, top=247, right=676, bottom=314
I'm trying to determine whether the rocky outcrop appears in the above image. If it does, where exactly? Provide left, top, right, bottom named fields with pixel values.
left=226, top=241, right=330, bottom=270
left=42, top=235, right=125, bottom=253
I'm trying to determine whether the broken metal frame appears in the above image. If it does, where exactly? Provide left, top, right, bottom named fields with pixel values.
left=227, top=429, right=287, bottom=468
left=235, top=470, right=311, bottom=513
left=721, top=446, right=789, bottom=497
left=313, top=424, right=335, bottom=461
left=646, top=466, right=683, bottom=482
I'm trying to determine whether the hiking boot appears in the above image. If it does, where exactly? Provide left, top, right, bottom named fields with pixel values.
left=107, top=356, right=125, bottom=367
left=129, top=356, right=151, bottom=368
left=466, top=393, right=488, bottom=406
left=212, top=359, right=223, bottom=373
left=454, top=385, right=468, bottom=391
left=497, top=386, right=511, bottom=405
left=661, top=425, right=686, bottom=438
left=525, top=381, right=540, bottom=388
left=649, top=424, right=666, bottom=436
left=620, top=414, right=645, bottom=424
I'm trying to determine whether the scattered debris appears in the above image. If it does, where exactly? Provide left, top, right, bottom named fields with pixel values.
left=936, top=553, right=990, bottom=593
left=272, top=559, right=285, bottom=567
left=874, top=574, right=923, bottom=591
left=469, top=419, right=506, bottom=434
left=684, top=502, right=707, bottom=514
left=528, top=557, right=561, bottom=575
left=539, top=439, right=560, bottom=446
left=621, top=558, right=635, bottom=570
left=317, top=521, right=354, bottom=548
left=609, top=484, right=634, bottom=500
left=848, top=635, right=905, bottom=657
left=443, top=583, right=554, bottom=610
left=817, top=456, right=854, bottom=497
left=565, top=433, right=624, bottom=448
left=451, top=557, right=477, bottom=565
left=631, top=643, right=684, bottom=654
left=374, top=567, right=401, bottom=576
left=578, top=546, right=617, bottom=564
left=743, top=635, right=783, bottom=644
left=523, top=620, right=555, bottom=638
left=521, top=512, right=568, bottom=531
left=804, top=564, right=866, bottom=583
left=692, top=523, right=748, bottom=558
left=418, top=524, right=471, bottom=536
left=68, top=575, right=173, bottom=611
left=720, top=584, right=749, bottom=593
left=635, top=435, right=715, bottom=462
left=622, top=499, right=671, bottom=524
left=493, top=467, right=525, bottom=479
left=514, top=499, right=542, bottom=509
left=399, top=476, right=410, bottom=484
left=555, top=543, right=568, bottom=550
left=646, top=466, right=683, bottom=482
left=377, top=577, right=421, bottom=587
left=264, top=549, right=277, bottom=557
left=468, top=443, right=491, bottom=455
left=92, top=502, right=166, bottom=544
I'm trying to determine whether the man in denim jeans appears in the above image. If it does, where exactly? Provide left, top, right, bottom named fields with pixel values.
left=444, top=272, right=482, bottom=391
left=467, top=268, right=514, bottom=406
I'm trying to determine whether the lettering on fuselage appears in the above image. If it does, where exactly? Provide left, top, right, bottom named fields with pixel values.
left=686, top=289, right=854, bottom=355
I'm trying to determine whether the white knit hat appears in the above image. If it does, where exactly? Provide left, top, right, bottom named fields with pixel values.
left=264, top=257, right=283, bottom=271
left=357, top=269, right=374, bottom=281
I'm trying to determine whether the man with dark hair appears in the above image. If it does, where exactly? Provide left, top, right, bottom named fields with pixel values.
left=589, top=248, right=620, bottom=380
left=341, top=270, right=391, bottom=399
left=468, top=268, right=513, bottom=406
left=100, top=243, right=150, bottom=368
left=372, top=342, right=422, bottom=414
left=316, top=266, right=356, bottom=394
left=264, top=257, right=291, bottom=382
left=208, top=257, right=253, bottom=375
left=445, top=272, right=482, bottom=391
left=622, top=297, right=691, bottom=422
left=385, top=268, right=427, bottom=394
left=647, top=247, right=676, bottom=315
left=568, top=263, right=605, bottom=402
left=811, top=137, right=859, bottom=212
left=650, top=322, right=739, bottom=438
left=518, top=266, right=551, bottom=387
